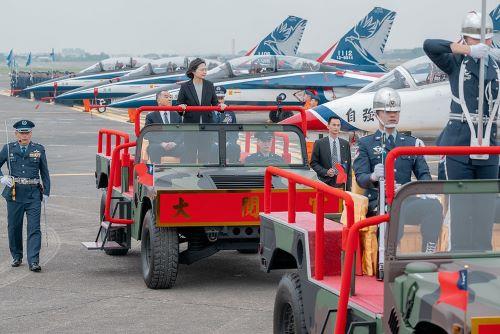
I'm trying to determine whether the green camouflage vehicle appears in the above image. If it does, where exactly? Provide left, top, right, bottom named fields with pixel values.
left=260, top=147, right=500, bottom=334
left=83, top=106, right=341, bottom=289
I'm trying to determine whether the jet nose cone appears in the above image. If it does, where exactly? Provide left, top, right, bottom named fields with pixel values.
left=278, top=108, right=326, bottom=131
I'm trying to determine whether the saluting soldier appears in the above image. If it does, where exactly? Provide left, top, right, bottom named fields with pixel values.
left=353, top=88, right=442, bottom=252
left=0, top=120, right=50, bottom=271
left=423, top=11, right=498, bottom=180
left=424, top=11, right=498, bottom=251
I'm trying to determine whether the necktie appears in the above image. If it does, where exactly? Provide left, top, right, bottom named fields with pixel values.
left=331, top=139, right=338, bottom=175
left=21, top=146, right=27, bottom=154
left=386, top=135, right=395, bottom=151
left=162, top=112, right=169, bottom=124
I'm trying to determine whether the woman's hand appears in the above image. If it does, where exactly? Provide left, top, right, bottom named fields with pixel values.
left=179, top=104, right=187, bottom=111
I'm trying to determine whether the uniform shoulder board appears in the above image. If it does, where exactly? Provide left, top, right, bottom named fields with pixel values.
left=33, top=142, right=45, bottom=149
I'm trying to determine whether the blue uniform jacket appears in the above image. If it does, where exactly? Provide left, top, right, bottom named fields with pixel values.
left=353, top=130, right=431, bottom=211
left=215, top=111, right=237, bottom=124
left=0, top=141, right=50, bottom=202
left=423, top=39, right=498, bottom=165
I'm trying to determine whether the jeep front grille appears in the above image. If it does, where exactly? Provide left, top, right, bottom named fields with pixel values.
left=210, top=175, right=267, bottom=189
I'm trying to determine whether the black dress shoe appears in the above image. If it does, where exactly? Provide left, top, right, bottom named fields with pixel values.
left=11, top=259, right=22, bottom=267
left=29, top=263, right=41, bottom=272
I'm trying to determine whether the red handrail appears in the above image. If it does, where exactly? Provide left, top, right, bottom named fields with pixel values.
left=273, top=132, right=291, bottom=163
left=264, top=166, right=354, bottom=280
left=134, top=105, right=308, bottom=137
left=385, top=146, right=500, bottom=204
left=334, top=214, right=390, bottom=334
left=97, top=129, right=130, bottom=156
left=104, top=142, right=136, bottom=225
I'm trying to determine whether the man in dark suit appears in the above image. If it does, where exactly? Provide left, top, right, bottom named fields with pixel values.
left=145, top=90, right=182, bottom=163
left=310, top=116, right=352, bottom=191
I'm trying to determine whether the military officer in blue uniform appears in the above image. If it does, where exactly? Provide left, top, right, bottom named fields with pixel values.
left=353, top=88, right=442, bottom=252
left=214, top=86, right=237, bottom=124
left=0, top=120, right=50, bottom=271
left=424, top=11, right=498, bottom=251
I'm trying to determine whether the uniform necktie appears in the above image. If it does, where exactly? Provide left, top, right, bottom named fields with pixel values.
left=21, top=146, right=27, bottom=154
left=386, top=135, right=395, bottom=151
left=331, top=139, right=338, bottom=175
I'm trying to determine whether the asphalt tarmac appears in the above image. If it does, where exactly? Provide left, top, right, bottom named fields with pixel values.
left=0, top=95, right=284, bottom=333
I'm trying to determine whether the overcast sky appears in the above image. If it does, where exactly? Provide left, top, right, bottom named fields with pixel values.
left=0, top=0, right=497, bottom=55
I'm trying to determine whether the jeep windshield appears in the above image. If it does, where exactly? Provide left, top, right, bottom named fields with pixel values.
left=138, top=125, right=306, bottom=167
left=391, top=180, right=500, bottom=258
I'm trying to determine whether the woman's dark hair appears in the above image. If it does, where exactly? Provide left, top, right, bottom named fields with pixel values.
left=186, top=58, right=206, bottom=79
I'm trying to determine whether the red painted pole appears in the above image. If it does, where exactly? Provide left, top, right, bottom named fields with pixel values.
left=97, top=130, right=103, bottom=154
left=288, top=181, right=296, bottom=223
left=105, top=133, right=111, bottom=156
left=104, top=142, right=136, bottom=225
left=335, top=214, right=389, bottom=334
left=264, top=170, right=272, bottom=214
left=385, top=146, right=500, bottom=204
left=315, top=191, right=325, bottom=280
left=134, top=106, right=308, bottom=137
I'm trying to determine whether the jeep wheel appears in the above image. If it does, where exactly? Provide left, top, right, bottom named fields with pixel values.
left=274, top=273, right=307, bottom=334
left=141, top=209, right=179, bottom=289
left=99, top=191, right=128, bottom=256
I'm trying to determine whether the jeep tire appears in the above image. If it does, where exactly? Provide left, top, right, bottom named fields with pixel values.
left=274, top=273, right=307, bottom=334
left=141, top=209, right=179, bottom=289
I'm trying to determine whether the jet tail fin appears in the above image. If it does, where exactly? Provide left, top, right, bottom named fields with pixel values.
left=491, top=4, right=499, bottom=48
left=317, top=7, right=396, bottom=72
left=246, top=15, right=308, bottom=56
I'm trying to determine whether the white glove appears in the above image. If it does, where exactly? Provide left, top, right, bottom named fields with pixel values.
left=370, top=163, right=385, bottom=182
left=0, top=175, right=13, bottom=187
left=469, top=43, right=489, bottom=59
left=42, top=195, right=49, bottom=205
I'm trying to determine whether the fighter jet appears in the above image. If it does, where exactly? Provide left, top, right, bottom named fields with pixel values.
left=23, top=57, right=151, bottom=93
left=281, top=56, right=450, bottom=133
left=55, top=15, right=309, bottom=101
left=96, top=8, right=396, bottom=109
left=55, top=57, right=220, bottom=101
left=282, top=5, right=500, bottom=134
left=317, top=6, right=396, bottom=72
left=107, top=55, right=379, bottom=109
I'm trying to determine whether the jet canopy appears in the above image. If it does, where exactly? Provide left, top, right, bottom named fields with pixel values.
left=358, top=56, right=448, bottom=93
left=120, top=57, right=189, bottom=79
left=120, top=57, right=222, bottom=79
left=206, top=55, right=322, bottom=80
left=79, top=57, right=151, bottom=74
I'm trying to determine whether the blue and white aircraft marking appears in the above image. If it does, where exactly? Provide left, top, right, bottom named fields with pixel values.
left=317, top=7, right=396, bottom=73
left=246, top=15, right=308, bottom=56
